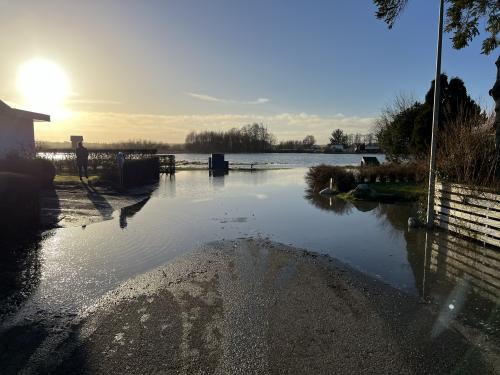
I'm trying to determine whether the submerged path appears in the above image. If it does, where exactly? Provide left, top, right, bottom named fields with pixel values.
left=1, top=239, right=498, bottom=374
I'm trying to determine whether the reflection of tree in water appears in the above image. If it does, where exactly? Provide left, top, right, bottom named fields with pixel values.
left=373, top=203, right=416, bottom=232
left=119, top=197, right=151, bottom=229
left=305, top=190, right=383, bottom=216
left=351, top=200, right=379, bottom=213
left=304, top=191, right=353, bottom=216
left=0, top=233, right=46, bottom=318
left=374, top=202, right=427, bottom=294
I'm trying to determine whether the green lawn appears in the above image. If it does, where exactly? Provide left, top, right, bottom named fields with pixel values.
left=53, top=174, right=102, bottom=185
left=368, top=182, right=427, bottom=201
left=337, top=182, right=427, bottom=202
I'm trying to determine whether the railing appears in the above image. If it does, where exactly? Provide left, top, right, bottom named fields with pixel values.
left=38, top=149, right=159, bottom=174
left=434, top=181, right=500, bottom=248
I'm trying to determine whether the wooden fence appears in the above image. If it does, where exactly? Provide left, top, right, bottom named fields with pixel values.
left=434, top=181, right=500, bottom=248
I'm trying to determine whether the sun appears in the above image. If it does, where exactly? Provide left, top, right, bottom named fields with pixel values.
left=17, top=58, right=70, bottom=115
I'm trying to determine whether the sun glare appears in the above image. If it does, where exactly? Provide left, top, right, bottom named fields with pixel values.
left=17, top=58, right=70, bottom=116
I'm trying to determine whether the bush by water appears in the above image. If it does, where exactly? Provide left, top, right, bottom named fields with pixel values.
left=0, top=156, right=55, bottom=188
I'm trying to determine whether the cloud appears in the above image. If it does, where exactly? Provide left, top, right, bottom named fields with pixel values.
left=67, top=98, right=122, bottom=105
left=186, top=92, right=270, bottom=105
left=35, top=110, right=376, bottom=144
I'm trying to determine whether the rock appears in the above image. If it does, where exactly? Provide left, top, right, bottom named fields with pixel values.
left=319, top=187, right=336, bottom=195
left=351, top=184, right=379, bottom=200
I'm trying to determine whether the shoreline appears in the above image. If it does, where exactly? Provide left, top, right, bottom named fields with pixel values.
left=1, top=238, right=498, bottom=374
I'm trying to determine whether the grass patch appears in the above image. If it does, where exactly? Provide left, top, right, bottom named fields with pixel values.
left=335, top=182, right=427, bottom=202
left=368, top=182, right=427, bottom=201
left=53, top=174, right=102, bottom=185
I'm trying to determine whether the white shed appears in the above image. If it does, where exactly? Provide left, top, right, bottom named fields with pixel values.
left=0, top=100, right=50, bottom=158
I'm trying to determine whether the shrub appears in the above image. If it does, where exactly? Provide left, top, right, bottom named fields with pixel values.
left=306, top=165, right=356, bottom=193
left=0, top=156, right=56, bottom=188
left=122, top=157, right=160, bottom=187
left=0, top=172, right=40, bottom=231
left=437, top=112, right=498, bottom=188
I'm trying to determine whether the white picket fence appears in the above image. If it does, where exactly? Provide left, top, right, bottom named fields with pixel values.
left=434, top=181, right=500, bottom=248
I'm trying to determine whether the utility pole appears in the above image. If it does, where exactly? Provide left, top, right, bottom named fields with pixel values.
left=426, top=0, right=445, bottom=229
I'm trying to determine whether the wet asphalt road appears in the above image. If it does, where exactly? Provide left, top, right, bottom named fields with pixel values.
left=1, top=239, right=498, bottom=374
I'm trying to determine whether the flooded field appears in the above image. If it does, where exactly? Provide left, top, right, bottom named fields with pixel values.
left=1, top=168, right=498, bottom=337
left=38, top=151, right=386, bottom=169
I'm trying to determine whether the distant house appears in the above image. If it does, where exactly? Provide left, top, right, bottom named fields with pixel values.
left=0, top=100, right=50, bottom=158
left=365, top=143, right=381, bottom=153
left=330, top=144, right=344, bottom=152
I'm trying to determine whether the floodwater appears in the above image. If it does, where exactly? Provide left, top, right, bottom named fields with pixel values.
left=38, top=151, right=386, bottom=169
left=173, top=152, right=386, bottom=168
left=1, top=168, right=498, bottom=336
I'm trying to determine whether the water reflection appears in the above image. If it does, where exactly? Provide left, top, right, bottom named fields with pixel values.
left=305, top=192, right=352, bottom=215
left=305, top=191, right=381, bottom=216
left=2, top=169, right=498, bottom=336
left=422, top=231, right=500, bottom=335
left=156, top=173, right=176, bottom=199
left=306, top=190, right=499, bottom=333
left=209, top=169, right=228, bottom=178
left=119, top=197, right=151, bottom=229
left=210, top=172, right=226, bottom=189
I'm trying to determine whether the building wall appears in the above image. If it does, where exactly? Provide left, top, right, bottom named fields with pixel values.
left=0, top=114, right=35, bottom=158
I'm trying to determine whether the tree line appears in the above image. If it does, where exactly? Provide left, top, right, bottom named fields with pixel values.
left=185, top=123, right=276, bottom=153
left=328, top=130, right=375, bottom=147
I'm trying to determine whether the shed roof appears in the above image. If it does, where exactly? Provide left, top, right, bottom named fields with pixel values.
left=0, top=99, right=50, bottom=122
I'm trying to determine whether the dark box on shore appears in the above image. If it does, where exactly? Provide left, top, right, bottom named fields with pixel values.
left=209, top=153, right=229, bottom=170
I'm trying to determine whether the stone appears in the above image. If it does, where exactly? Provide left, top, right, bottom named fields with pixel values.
left=351, top=184, right=379, bottom=200
left=319, top=187, right=336, bottom=195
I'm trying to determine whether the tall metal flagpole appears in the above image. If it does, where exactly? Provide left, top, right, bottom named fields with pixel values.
left=426, top=0, right=445, bottom=229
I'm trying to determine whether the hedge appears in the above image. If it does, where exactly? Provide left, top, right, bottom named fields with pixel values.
left=122, top=157, right=160, bottom=187
left=0, top=172, right=40, bottom=232
left=0, top=157, right=56, bottom=188
left=305, top=165, right=357, bottom=193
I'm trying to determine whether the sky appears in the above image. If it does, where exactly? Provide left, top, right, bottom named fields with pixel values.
left=0, top=0, right=497, bottom=144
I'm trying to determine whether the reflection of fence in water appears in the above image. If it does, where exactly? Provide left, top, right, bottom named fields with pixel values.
left=157, top=154, right=175, bottom=174
left=434, top=181, right=500, bottom=248
left=429, top=231, right=500, bottom=303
